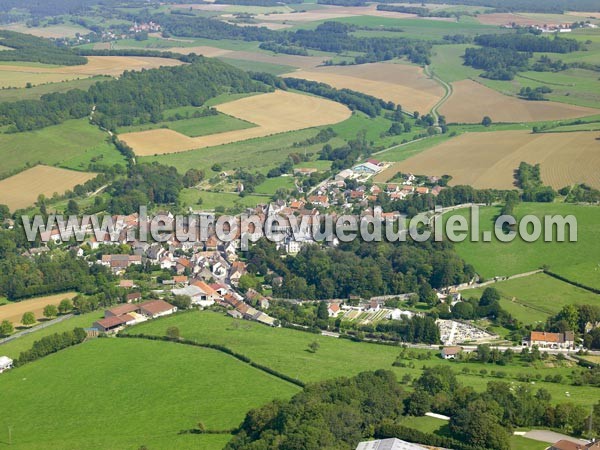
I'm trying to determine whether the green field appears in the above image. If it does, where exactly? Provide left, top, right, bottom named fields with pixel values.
left=0, top=119, right=125, bottom=178
left=118, top=112, right=256, bottom=137
left=0, top=76, right=109, bottom=103
left=254, top=176, right=296, bottom=195
left=180, top=189, right=269, bottom=211
left=462, top=273, right=600, bottom=324
left=0, top=338, right=298, bottom=449
left=0, top=311, right=104, bottom=359
left=449, top=203, right=600, bottom=290
left=217, top=56, right=297, bottom=75
left=123, top=310, right=600, bottom=407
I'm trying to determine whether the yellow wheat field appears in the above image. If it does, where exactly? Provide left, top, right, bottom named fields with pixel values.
left=119, top=90, right=352, bottom=156
left=0, top=165, right=96, bottom=211
left=0, top=292, right=77, bottom=325
left=285, top=62, right=445, bottom=114
left=440, top=80, right=598, bottom=123
left=376, top=130, right=600, bottom=189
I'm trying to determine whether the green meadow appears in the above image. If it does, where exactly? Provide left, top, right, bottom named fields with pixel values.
left=462, top=273, right=600, bottom=325
left=180, top=189, right=269, bottom=211
left=0, top=338, right=298, bottom=449
left=448, top=203, right=600, bottom=290
left=0, top=76, right=109, bottom=103
left=124, top=310, right=600, bottom=407
left=0, top=119, right=125, bottom=178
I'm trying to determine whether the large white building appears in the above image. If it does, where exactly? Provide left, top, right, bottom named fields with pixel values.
left=356, top=438, right=428, bottom=450
left=0, top=356, right=14, bottom=373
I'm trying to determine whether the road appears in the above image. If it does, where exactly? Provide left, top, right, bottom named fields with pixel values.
left=424, top=64, right=453, bottom=125
left=0, top=314, right=74, bottom=347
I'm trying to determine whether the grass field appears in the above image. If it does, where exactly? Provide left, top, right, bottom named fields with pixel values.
left=0, top=310, right=104, bottom=359
left=0, top=292, right=77, bottom=326
left=462, top=273, right=600, bottom=324
left=123, top=310, right=600, bottom=407
left=450, top=203, right=600, bottom=289
left=0, top=166, right=97, bottom=211
left=0, top=119, right=125, bottom=179
left=180, top=189, right=269, bottom=211
left=118, top=112, right=256, bottom=137
left=379, top=130, right=600, bottom=190
left=121, top=90, right=351, bottom=155
left=254, top=176, right=296, bottom=195
left=0, top=76, right=109, bottom=102
left=0, top=22, right=90, bottom=38
left=0, top=338, right=298, bottom=449
left=286, top=61, right=444, bottom=114
left=218, top=57, right=297, bottom=75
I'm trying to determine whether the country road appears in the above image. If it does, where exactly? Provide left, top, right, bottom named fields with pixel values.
left=424, top=64, right=453, bottom=125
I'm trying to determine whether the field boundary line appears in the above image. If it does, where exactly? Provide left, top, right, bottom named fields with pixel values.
left=543, top=269, right=600, bottom=295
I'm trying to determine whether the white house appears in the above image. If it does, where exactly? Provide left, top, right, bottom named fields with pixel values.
left=441, top=346, right=462, bottom=360
left=0, top=356, right=13, bottom=373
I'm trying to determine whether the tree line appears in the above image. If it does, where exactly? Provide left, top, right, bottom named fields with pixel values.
left=0, top=30, right=87, bottom=66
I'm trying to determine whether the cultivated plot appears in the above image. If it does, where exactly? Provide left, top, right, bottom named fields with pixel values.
left=0, top=292, right=77, bottom=325
left=286, top=62, right=445, bottom=114
left=378, top=130, right=600, bottom=189
left=0, top=56, right=183, bottom=87
left=0, top=165, right=97, bottom=211
left=440, top=79, right=599, bottom=123
left=119, top=90, right=351, bottom=156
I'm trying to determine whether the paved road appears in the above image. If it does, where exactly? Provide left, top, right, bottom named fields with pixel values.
left=521, top=430, right=590, bottom=445
left=0, top=314, right=74, bottom=347
left=424, top=65, right=453, bottom=125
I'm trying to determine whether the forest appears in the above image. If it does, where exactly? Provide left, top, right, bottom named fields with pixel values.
left=0, top=56, right=268, bottom=132
left=463, top=47, right=530, bottom=80
left=0, top=30, right=87, bottom=65
left=245, top=239, right=475, bottom=300
left=396, top=0, right=600, bottom=14
left=474, top=34, right=583, bottom=54
left=225, top=367, right=600, bottom=450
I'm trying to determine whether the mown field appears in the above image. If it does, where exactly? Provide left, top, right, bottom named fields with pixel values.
left=449, top=203, right=600, bottom=290
left=0, top=292, right=77, bottom=327
left=0, top=338, right=298, bottom=449
left=124, top=310, right=600, bottom=407
left=0, top=119, right=124, bottom=178
left=179, top=189, right=269, bottom=211
left=462, top=273, right=600, bottom=325
left=0, top=166, right=97, bottom=211
left=0, top=76, right=109, bottom=102
left=381, top=130, right=600, bottom=190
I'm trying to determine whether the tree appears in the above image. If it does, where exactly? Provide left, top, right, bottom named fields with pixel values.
left=480, top=287, right=500, bottom=306
left=482, top=116, right=492, bottom=127
left=21, top=311, right=36, bottom=326
left=0, top=320, right=13, bottom=336
left=316, top=301, right=329, bottom=321
left=171, top=295, right=192, bottom=310
left=58, top=298, right=73, bottom=314
left=166, top=326, right=180, bottom=339
left=65, top=199, right=80, bottom=215
left=211, top=163, right=223, bottom=172
left=43, top=304, right=58, bottom=319
left=308, top=341, right=320, bottom=353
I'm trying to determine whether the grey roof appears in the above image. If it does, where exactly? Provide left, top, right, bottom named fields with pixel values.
left=356, top=438, right=428, bottom=450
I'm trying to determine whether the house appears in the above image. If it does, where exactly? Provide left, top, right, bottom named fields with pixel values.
left=101, top=254, right=142, bottom=272
left=191, top=280, right=221, bottom=303
left=335, top=169, right=354, bottom=181
left=0, top=356, right=13, bottom=373
left=441, top=346, right=462, bottom=360
left=328, top=303, right=341, bottom=317
left=549, top=440, right=600, bottom=450
left=93, top=314, right=136, bottom=333
left=126, top=292, right=142, bottom=303
left=119, top=280, right=135, bottom=289
left=523, top=331, right=575, bottom=349
left=105, top=303, right=139, bottom=318
left=415, top=186, right=429, bottom=195
left=308, top=195, right=329, bottom=207
left=352, top=162, right=381, bottom=175
left=356, top=438, right=428, bottom=450
left=139, top=300, right=177, bottom=319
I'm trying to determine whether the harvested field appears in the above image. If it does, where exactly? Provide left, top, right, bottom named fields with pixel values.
left=440, top=80, right=598, bottom=123
left=475, top=12, right=571, bottom=26
left=0, top=165, right=96, bottom=211
left=568, top=12, right=600, bottom=19
left=0, top=56, right=183, bottom=86
left=0, top=292, right=77, bottom=325
left=120, top=90, right=351, bottom=155
left=376, top=130, right=600, bottom=189
left=226, top=50, right=326, bottom=70
left=286, top=62, right=444, bottom=113
left=255, top=4, right=417, bottom=22
left=0, top=23, right=90, bottom=38
left=162, top=46, right=232, bottom=57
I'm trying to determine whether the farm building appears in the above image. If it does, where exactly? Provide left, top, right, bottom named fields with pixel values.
left=93, top=314, right=136, bottom=333
left=356, top=438, right=428, bottom=450
left=441, top=346, right=462, bottom=360
left=549, top=440, right=600, bottom=450
left=352, top=162, right=381, bottom=175
left=523, top=331, right=575, bottom=349
left=139, top=300, right=178, bottom=319
left=0, top=356, right=13, bottom=373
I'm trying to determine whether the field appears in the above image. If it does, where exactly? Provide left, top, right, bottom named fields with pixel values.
left=378, top=130, right=600, bottom=189
left=120, top=90, right=351, bottom=155
left=0, top=166, right=96, bottom=211
left=0, top=292, right=77, bottom=326
left=285, top=61, right=444, bottom=114
left=475, top=12, right=586, bottom=26
left=118, top=112, right=256, bottom=137
left=0, top=310, right=104, bottom=359
left=0, top=76, right=109, bottom=102
left=124, top=310, right=600, bottom=407
left=449, top=203, right=600, bottom=289
left=0, top=22, right=91, bottom=38
left=180, top=189, right=269, bottom=211
left=462, top=273, right=600, bottom=325
left=0, top=56, right=183, bottom=88
left=439, top=80, right=599, bottom=123
left=0, top=119, right=125, bottom=179
left=0, top=338, right=298, bottom=449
